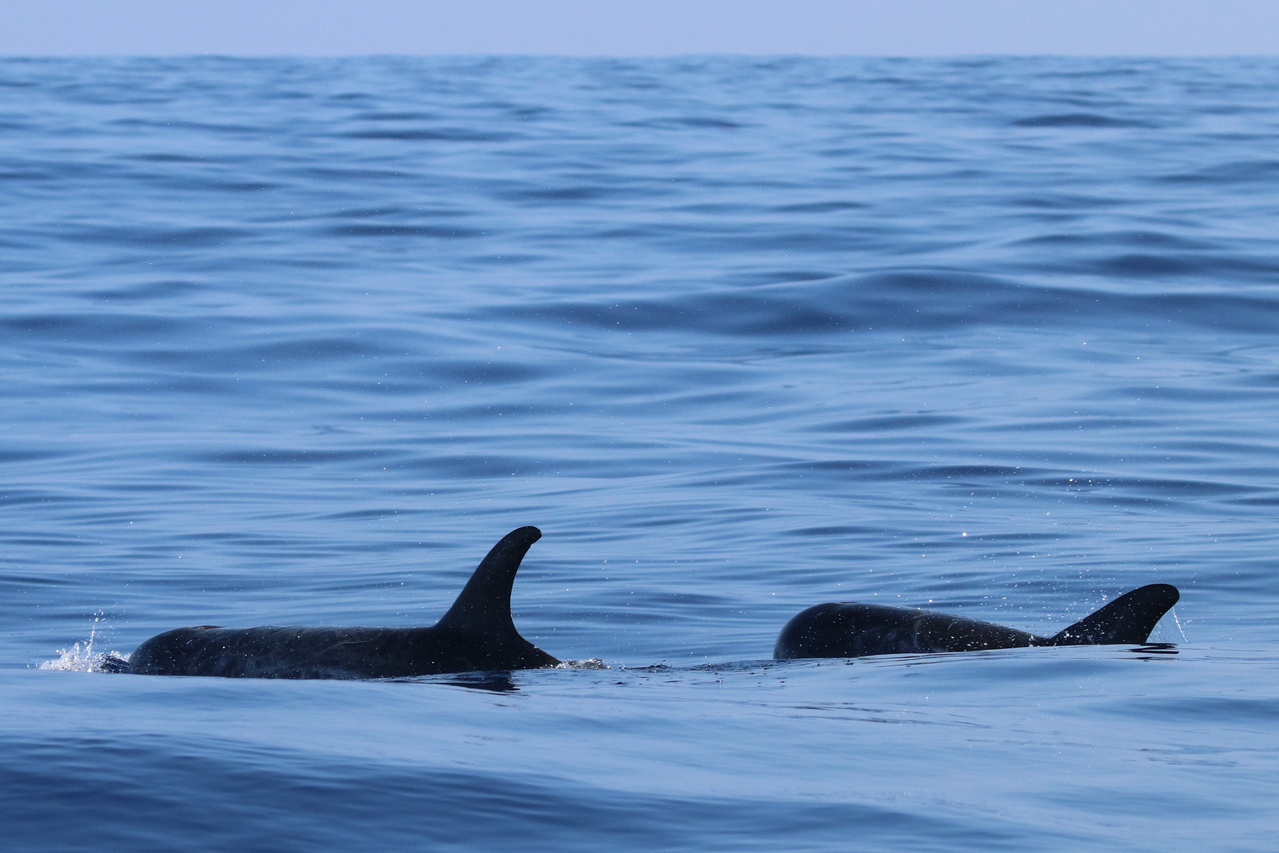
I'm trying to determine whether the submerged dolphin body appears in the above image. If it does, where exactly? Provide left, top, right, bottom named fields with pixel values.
left=118, top=526, right=558, bottom=679
left=774, top=583, right=1179, bottom=660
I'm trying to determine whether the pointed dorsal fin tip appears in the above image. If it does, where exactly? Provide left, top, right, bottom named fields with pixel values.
left=512, top=525, right=542, bottom=543
left=1113, top=582, right=1180, bottom=612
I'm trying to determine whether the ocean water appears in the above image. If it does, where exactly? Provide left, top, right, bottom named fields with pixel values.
left=3, top=55, right=1278, bottom=850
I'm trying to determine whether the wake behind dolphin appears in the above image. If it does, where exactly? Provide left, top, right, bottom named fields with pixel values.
left=112, top=526, right=558, bottom=679
left=773, top=583, right=1179, bottom=661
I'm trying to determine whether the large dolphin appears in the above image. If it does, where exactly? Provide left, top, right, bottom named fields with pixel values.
left=774, top=583, right=1179, bottom=660
left=113, top=526, right=559, bottom=679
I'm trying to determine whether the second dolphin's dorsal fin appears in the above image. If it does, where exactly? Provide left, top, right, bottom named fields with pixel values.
left=435, top=526, right=542, bottom=635
left=1049, top=583, right=1180, bottom=646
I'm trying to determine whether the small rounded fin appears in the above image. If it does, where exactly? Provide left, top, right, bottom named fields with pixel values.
left=1050, top=583, right=1179, bottom=646
left=435, top=526, right=542, bottom=635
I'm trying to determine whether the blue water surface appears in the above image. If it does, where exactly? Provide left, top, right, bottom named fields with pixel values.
left=2, top=56, right=1278, bottom=851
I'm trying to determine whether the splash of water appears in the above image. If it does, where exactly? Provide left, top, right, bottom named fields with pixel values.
left=557, top=658, right=610, bottom=670
left=38, top=611, right=128, bottom=672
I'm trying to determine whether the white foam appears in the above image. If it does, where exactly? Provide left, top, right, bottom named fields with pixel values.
left=556, top=658, right=610, bottom=670
left=38, top=612, right=128, bottom=673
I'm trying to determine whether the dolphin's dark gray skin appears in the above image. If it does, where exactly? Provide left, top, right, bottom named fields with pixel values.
left=774, top=583, right=1179, bottom=660
left=118, top=526, right=558, bottom=679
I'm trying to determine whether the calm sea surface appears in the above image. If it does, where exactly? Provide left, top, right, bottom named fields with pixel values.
left=3, top=56, right=1278, bottom=850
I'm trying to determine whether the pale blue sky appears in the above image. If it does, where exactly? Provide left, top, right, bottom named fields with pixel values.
left=2, top=0, right=1277, bottom=56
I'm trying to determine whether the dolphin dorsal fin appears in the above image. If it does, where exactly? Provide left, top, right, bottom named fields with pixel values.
left=1050, top=583, right=1179, bottom=646
left=435, top=526, right=542, bottom=635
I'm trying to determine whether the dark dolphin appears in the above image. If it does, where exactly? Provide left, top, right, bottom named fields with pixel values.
left=774, top=583, right=1179, bottom=660
left=117, top=526, right=558, bottom=679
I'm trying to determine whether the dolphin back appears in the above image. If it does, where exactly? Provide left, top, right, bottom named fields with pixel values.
left=773, top=602, right=1041, bottom=659
left=123, top=526, right=558, bottom=679
left=1049, top=583, right=1180, bottom=646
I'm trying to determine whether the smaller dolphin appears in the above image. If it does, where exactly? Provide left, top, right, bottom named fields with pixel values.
left=113, top=526, right=558, bottom=680
left=774, top=583, right=1179, bottom=660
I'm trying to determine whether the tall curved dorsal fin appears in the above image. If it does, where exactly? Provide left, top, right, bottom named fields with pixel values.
left=435, top=526, right=542, bottom=635
left=1050, top=583, right=1179, bottom=645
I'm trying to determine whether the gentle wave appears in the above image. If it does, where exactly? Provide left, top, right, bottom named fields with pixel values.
left=4, top=55, right=1279, bottom=853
